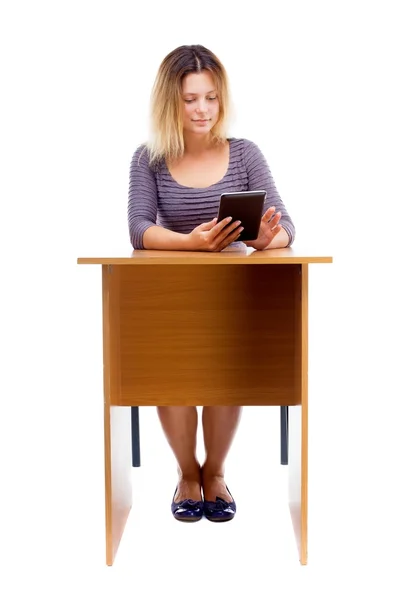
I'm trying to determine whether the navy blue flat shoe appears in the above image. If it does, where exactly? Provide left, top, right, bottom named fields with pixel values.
left=203, top=486, right=236, bottom=522
left=171, top=488, right=204, bottom=522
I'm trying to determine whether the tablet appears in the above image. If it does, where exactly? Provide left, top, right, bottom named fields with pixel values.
left=217, top=190, right=266, bottom=241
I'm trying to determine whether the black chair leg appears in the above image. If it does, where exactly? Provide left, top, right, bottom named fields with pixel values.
left=280, top=406, right=289, bottom=465
left=131, top=407, right=141, bottom=467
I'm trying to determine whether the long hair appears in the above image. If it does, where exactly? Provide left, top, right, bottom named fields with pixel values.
left=147, top=45, right=231, bottom=165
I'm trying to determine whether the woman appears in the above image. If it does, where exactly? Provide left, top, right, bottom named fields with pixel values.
left=128, top=44, right=296, bottom=522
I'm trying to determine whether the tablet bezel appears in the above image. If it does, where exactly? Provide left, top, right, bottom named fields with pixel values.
left=217, top=190, right=266, bottom=241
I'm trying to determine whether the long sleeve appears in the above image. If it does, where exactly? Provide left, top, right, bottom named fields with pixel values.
left=127, top=145, right=158, bottom=249
left=243, top=139, right=296, bottom=246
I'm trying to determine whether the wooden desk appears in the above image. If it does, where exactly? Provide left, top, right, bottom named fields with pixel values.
left=77, top=247, right=333, bottom=566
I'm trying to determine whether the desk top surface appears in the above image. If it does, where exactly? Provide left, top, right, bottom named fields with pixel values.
left=77, top=246, right=333, bottom=265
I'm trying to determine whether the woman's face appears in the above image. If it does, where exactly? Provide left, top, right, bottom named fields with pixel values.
left=181, top=71, right=220, bottom=136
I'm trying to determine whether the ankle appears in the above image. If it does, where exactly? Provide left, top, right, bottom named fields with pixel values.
left=177, top=462, right=201, bottom=481
left=201, top=462, right=225, bottom=478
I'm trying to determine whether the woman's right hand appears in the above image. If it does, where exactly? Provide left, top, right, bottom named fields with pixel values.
left=186, top=217, right=244, bottom=252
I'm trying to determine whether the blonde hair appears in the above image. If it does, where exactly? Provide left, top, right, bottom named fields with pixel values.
left=147, top=45, right=231, bottom=165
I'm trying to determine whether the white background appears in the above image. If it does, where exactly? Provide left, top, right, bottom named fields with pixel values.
left=1, top=0, right=393, bottom=597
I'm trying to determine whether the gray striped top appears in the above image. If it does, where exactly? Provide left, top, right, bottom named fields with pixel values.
left=127, top=137, right=295, bottom=249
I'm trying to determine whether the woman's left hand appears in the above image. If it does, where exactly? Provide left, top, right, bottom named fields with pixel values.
left=244, top=206, right=282, bottom=250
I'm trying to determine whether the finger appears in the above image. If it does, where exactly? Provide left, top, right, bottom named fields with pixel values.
left=206, top=218, right=234, bottom=250
left=267, top=212, right=281, bottom=227
left=212, top=217, right=241, bottom=241
left=262, top=206, right=276, bottom=222
left=270, top=224, right=282, bottom=237
left=214, top=216, right=235, bottom=233
left=218, top=226, right=244, bottom=250
left=218, top=222, right=243, bottom=246
left=199, top=217, right=218, bottom=231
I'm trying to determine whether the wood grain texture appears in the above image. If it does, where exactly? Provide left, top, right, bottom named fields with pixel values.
left=102, top=265, right=132, bottom=566
left=288, top=264, right=309, bottom=565
left=116, top=264, right=300, bottom=406
left=80, top=255, right=324, bottom=566
left=77, top=247, right=333, bottom=265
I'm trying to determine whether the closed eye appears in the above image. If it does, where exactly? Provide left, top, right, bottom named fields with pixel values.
left=184, top=97, right=218, bottom=103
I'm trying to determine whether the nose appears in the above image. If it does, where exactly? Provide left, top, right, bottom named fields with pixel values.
left=195, top=98, right=208, bottom=113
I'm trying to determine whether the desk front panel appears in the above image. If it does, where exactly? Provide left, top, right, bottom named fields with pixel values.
left=111, top=264, right=301, bottom=407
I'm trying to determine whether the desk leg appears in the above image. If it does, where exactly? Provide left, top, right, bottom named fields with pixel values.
left=288, top=404, right=308, bottom=565
left=131, top=407, right=141, bottom=467
left=103, top=265, right=132, bottom=566
left=104, top=406, right=132, bottom=565
left=288, top=264, right=308, bottom=565
left=280, top=406, right=289, bottom=465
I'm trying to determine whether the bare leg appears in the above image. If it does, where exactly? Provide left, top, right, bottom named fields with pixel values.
left=156, top=407, right=201, bottom=502
left=201, top=406, right=242, bottom=502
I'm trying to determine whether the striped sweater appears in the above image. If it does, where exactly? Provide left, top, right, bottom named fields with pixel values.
left=127, top=137, right=295, bottom=249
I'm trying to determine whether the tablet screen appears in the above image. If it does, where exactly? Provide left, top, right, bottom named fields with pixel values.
left=217, top=190, right=266, bottom=241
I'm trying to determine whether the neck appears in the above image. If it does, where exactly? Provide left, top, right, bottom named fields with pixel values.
left=183, top=132, right=215, bottom=156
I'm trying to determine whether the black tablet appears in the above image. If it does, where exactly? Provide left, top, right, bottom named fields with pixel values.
left=217, top=190, right=266, bottom=241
